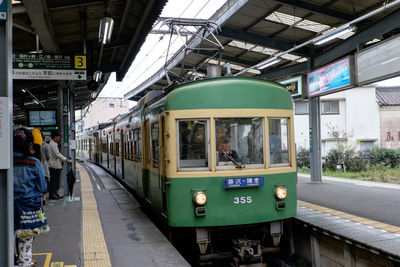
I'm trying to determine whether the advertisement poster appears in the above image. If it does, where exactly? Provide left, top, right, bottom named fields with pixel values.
left=0, top=97, right=10, bottom=169
left=308, top=57, right=352, bottom=97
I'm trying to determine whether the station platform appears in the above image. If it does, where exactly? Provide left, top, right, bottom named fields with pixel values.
left=296, top=174, right=400, bottom=262
left=30, top=162, right=189, bottom=267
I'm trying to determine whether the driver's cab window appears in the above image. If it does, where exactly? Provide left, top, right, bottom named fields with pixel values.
left=215, top=118, right=264, bottom=170
left=177, top=120, right=209, bottom=170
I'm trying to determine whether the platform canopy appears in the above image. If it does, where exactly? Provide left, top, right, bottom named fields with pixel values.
left=124, top=0, right=400, bottom=101
left=12, top=0, right=167, bottom=124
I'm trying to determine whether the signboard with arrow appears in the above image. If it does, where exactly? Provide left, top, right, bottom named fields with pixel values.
left=12, top=53, right=87, bottom=80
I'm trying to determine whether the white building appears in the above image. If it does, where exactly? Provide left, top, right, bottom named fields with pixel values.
left=77, top=97, right=131, bottom=131
left=294, top=86, right=381, bottom=157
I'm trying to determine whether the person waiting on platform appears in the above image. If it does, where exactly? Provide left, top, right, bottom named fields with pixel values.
left=48, top=130, right=72, bottom=200
left=217, top=135, right=240, bottom=165
left=13, top=128, right=49, bottom=267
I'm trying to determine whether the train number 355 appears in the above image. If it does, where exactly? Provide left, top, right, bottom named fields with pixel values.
left=233, top=196, right=252, bottom=204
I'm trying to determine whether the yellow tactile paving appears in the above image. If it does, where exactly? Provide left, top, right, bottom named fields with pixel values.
left=298, top=200, right=400, bottom=234
left=77, top=163, right=112, bottom=267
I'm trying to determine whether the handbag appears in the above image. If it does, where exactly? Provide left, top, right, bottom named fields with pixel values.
left=14, top=198, right=50, bottom=238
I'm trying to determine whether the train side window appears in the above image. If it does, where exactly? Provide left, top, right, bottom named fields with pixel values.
left=151, top=122, right=159, bottom=168
left=137, top=129, right=142, bottom=162
left=268, top=118, right=290, bottom=166
left=177, top=120, right=209, bottom=170
left=215, top=118, right=264, bottom=170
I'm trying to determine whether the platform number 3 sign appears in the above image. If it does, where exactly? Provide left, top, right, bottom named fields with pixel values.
left=74, top=55, right=87, bottom=69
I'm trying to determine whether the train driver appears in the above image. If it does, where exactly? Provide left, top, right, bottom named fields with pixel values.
left=217, top=135, right=240, bottom=165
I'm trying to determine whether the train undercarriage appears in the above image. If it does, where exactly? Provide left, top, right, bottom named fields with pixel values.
left=172, top=221, right=287, bottom=267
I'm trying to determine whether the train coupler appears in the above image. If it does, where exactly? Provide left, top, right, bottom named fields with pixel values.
left=232, top=238, right=262, bottom=266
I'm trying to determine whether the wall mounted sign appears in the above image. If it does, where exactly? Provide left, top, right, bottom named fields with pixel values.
left=308, top=56, right=355, bottom=97
left=12, top=53, right=87, bottom=80
left=279, top=76, right=306, bottom=98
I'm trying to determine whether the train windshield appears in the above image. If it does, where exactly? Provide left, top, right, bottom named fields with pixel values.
left=215, top=118, right=264, bottom=170
left=268, top=118, right=290, bottom=166
left=177, top=120, right=209, bottom=170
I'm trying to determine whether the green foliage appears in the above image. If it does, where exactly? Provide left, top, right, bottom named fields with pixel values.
left=296, top=147, right=310, bottom=169
left=367, top=147, right=400, bottom=168
left=326, top=147, right=400, bottom=172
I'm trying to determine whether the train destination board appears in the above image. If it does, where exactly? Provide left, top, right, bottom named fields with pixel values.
left=223, top=177, right=264, bottom=188
left=12, top=53, right=87, bottom=80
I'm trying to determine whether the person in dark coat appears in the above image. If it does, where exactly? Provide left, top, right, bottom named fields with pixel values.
left=218, top=135, right=240, bottom=164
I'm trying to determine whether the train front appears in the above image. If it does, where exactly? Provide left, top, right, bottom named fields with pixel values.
left=163, top=78, right=297, bottom=264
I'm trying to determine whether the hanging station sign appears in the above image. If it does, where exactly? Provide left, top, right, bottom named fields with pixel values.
left=12, top=53, right=87, bottom=80
left=356, top=34, right=400, bottom=85
left=279, top=75, right=306, bottom=98
left=0, top=0, right=7, bottom=21
left=307, top=56, right=355, bottom=97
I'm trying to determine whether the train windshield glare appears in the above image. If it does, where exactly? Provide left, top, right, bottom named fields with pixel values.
left=215, top=118, right=264, bottom=170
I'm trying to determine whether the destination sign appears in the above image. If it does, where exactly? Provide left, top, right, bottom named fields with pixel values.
left=223, top=177, right=264, bottom=189
left=12, top=53, right=87, bottom=80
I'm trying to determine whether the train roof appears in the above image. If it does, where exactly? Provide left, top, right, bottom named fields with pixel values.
left=133, top=77, right=291, bottom=112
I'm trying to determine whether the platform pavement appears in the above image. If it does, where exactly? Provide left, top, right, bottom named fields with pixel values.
left=29, top=162, right=189, bottom=267
left=297, top=173, right=400, bottom=262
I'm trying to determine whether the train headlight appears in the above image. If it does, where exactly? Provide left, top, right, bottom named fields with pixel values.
left=275, top=186, right=287, bottom=200
left=193, top=191, right=207, bottom=206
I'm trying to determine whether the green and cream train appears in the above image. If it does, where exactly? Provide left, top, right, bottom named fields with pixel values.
left=77, top=77, right=297, bottom=264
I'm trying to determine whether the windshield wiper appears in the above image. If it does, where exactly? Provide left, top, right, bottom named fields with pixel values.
left=223, top=152, right=245, bottom=169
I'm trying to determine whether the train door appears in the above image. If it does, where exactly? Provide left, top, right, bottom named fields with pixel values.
left=98, top=135, right=101, bottom=164
left=121, top=129, right=125, bottom=180
left=160, top=115, right=168, bottom=215
left=106, top=135, right=110, bottom=169
left=143, top=120, right=151, bottom=202
left=89, top=137, right=92, bottom=161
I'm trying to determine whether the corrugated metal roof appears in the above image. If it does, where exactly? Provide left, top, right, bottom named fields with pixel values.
left=124, top=0, right=400, bottom=102
left=376, top=87, right=400, bottom=106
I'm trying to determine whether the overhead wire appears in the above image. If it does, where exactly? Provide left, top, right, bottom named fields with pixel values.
left=120, top=0, right=215, bottom=95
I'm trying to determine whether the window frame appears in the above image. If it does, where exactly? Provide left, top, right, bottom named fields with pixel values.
left=176, top=119, right=210, bottom=171
left=267, top=117, right=290, bottom=167
left=151, top=121, right=160, bottom=168
left=321, top=100, right=340, bottom=115
left=295, top=101, right=309, bottom=115
left=214, top=117, right=265, bottom=171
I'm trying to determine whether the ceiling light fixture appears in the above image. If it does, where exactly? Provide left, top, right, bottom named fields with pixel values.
left=98, top=17, right=114, bottom=45
left=257, top=57, right=281, bottom=70
left=313, top=25, right=356, bottom=46
left=93, top=71, right=102, bottom=82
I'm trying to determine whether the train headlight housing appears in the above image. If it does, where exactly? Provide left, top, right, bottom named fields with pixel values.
left=275, top=186, right=287, bottom=200
left=193, top=191, right=207, bottom=206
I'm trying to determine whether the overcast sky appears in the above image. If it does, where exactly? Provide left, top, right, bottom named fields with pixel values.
left=99, top=0, right=227, bottom=100
left=99, top=0, right=400, bottom=102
